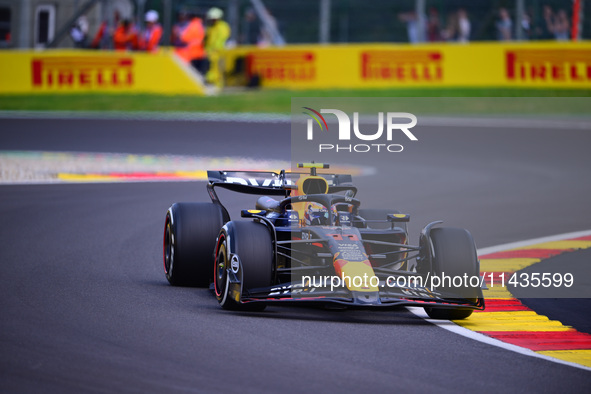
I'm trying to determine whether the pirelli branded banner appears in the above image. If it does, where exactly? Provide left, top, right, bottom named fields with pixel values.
left=0, top=49, right=205, bottom=95
left=1, top=43, right=589, bottom=94
left=224, top=42, right=591, bottom=89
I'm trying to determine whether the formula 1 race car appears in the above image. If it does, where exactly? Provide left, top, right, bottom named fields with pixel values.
left=163, top=163, right=484, bottom=319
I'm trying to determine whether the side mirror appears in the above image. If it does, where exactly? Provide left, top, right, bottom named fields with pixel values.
left=387, top=213, right=410, bottom=223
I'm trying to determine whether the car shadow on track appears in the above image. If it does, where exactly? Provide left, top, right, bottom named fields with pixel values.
left=212, top=303, right=433, bottom=326
left=145, top=281, right=435, bottom=326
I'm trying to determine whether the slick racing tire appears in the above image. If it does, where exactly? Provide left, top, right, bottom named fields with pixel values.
left=214, top=221, right=273, bottom=311
left=356, top=208, right=401, bottom=230
left=423, top=227, right=480, bottom=320
left=163, top=202, right=227, bottom=287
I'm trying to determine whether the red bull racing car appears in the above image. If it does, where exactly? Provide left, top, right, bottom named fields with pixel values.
left=163, top=163, right=484, bottom=319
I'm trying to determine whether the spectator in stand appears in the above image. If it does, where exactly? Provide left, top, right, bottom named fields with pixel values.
left=258, top=6, right=279, bottom=47
left=70, top=16, right=89, bottom=48
left=241, top=8, right=260, bottom=45
left=553, top=9, right=570, bottom=40
left=441, top=10, right=457, bottom=41
left=426, top=7, right=442, bottom=42
left=496, top=8, right=512, bottom=41
left=520, top=12, right=532, bottom=40
left=174, top=11, right=207, bottom=74
left=539, top=6, right=556, bottom=40
left=113, top=19, right=138, bottom=50
left=398, top=11, right=422, bottom=44
left=171, top=10, right=189, bottom=46
left=457, top=8, right=470, bottom=42
left=90, top=21, right=107, bottom=49
left=140, top=10, right=162, bottom=52
left=204, top=7, right=231, bottom=86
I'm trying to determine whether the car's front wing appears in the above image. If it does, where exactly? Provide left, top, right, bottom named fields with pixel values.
left=228, top=278, right=485, bottom=310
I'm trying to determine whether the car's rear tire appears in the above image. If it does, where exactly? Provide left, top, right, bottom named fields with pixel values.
left=163, top=202, right=227, bottom=287
left=215, top=221, right=273, bottom=311
left=423, top=227, right=480, bottom=320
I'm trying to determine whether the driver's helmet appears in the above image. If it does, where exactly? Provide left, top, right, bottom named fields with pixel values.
left=303, top=203, right=329, bottom=226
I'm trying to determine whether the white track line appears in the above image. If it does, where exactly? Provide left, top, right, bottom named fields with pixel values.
left=0, top=111, right=290, bottom=123
left=409, top=229, right=591, bottom=372
left=1, top=111, right=590, bottom=130
left=478, top=229, right=591, bottom=256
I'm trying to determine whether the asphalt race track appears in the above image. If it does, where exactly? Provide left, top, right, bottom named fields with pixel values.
left=1, top=118, right=590, bottom=392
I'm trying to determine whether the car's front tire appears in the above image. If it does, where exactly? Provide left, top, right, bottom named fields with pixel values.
left=214, top=221, right=273, bottom=311
left=422, top=227, right=480, bottom=320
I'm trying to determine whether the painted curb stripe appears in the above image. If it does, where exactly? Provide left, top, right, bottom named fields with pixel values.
left=479, top=258, right=540, bottom=272
left=476, top=298, right=531, bottom=312
left=57, top=171, right=209, bottom=182
left=536, top=350, right=591, bottom=366
left=480, top=331, right=591, bottom=351
left=55, top=165, right=371, bottom=182
left=456, top=311, right=573, bottom=332
left=1, top=151, right=376, bottom=184
left=452, top=233, right=591, bottom=368
left=480, top=249, right=573, bottom=259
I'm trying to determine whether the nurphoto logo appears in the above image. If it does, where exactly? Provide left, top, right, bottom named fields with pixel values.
left=302, top=107, right=418, bottom=153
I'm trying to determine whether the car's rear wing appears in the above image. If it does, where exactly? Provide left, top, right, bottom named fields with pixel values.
left=206, top=169, right=357, bottom=201
left=207, top=170, right=289, bottom=197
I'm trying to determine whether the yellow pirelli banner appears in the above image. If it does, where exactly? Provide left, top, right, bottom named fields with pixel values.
left=224, top=41, right=591, bottom=89
left=0, top=49, right=206, bottom=95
